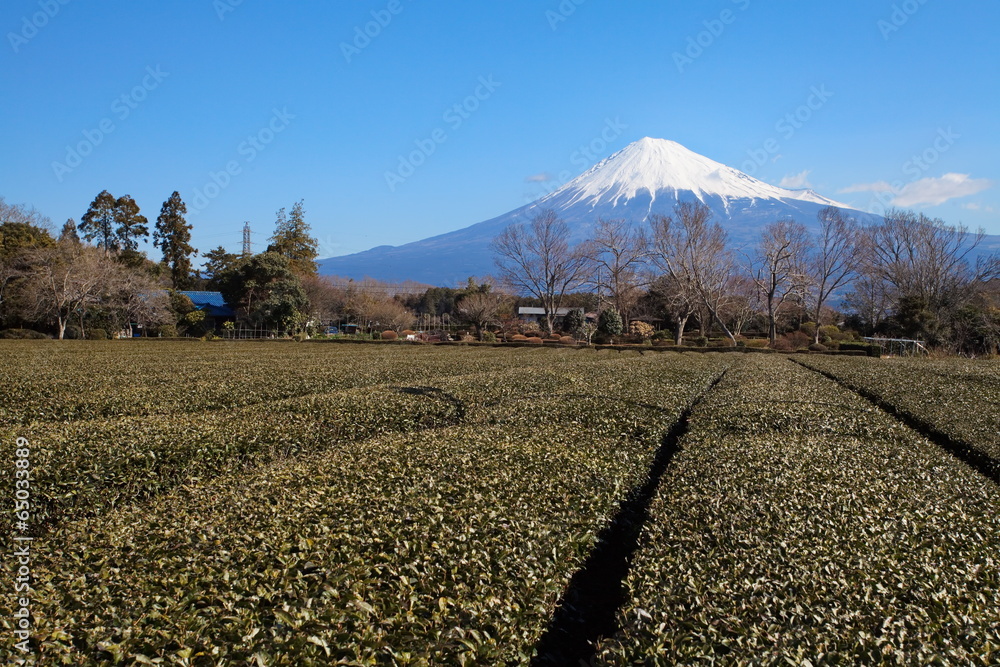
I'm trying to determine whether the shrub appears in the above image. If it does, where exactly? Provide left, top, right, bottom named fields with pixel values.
left=819, top=324, right=842, bottom=340
left=401, top=330, right=416, bottom=336
left=381, top=330, right=399, bottom=341
left=525, top=330, right=543, bottom=339
left=294, top=332, right=309, bottom=342
left=629, top=321, right=655, bottom=341
left=86, top=328, right=108, bottom=340
left=526, top=337, right=544, bottom=345
left=772, top=331, right=811, bottom=351
left=691, top=335, right=708, bottom=348
left=547, top=334, right=561, bottom=341
left=808, top=342, right=828, bottom=352
left=154, top=324, right=178, bottom=338
left=0, top=328, right=50, bottom=339
left=743, top=338, right=769, bottom=348
left=652, top=330, right=672, bottom=341
left=838, top=341, right=882, bottom=356
left=559, top=336, right=576, bottom=345
left=511, top=334, right=528, bottom=341
left=481, top=331, right=497, bottom=343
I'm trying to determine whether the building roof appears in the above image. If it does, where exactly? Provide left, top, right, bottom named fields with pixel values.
left=517, top=307, right=582, bottom=316
left=178, top=291, right=236, bottom=318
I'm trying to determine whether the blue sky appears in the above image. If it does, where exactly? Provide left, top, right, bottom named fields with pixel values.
left=2, top=0, right=997, bottom=263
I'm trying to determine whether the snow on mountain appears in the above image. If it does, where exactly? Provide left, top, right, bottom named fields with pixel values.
left=548, top=137, right=844, bottom=210
left=319, top=137, right=871, bottom=285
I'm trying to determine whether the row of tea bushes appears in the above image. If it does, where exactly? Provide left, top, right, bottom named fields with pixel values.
left=0, top=352, right=726, bottom=531
left=0, top=342, right=575, bottom=426
left=597, top=356, right=1000, bottom=664
left=10, top=356, right=732, bottom=664
left=0, top=383, right=463, bottom=529
left=796, top=355, right=1000, bottom=468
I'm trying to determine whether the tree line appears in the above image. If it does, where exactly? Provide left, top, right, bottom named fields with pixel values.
left=0, top=192, right=325, bottom=338
left=491, top=203, right=1000, bottom=354
left=2, top=191, right=998, bottom=352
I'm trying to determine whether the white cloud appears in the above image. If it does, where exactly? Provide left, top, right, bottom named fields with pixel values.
left=524, top=172, right=553, bottom=183
left=839, top=181, right=894, bottom=194
left=779, top=170, right=812, bottom=189
left=962, top=202, right=997, bottom=213
left=892, top=173, right=992, bottom=207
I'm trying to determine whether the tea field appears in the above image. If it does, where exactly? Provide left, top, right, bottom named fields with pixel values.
left=1, top=341, right=998, bottom=665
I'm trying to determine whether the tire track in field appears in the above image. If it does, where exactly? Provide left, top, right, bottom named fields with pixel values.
left=530, top=368, right=730, bottom=667
left=789, top=357, right=999, bottom=486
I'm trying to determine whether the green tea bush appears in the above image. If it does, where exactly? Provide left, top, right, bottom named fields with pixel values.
left=11, top=350, right=732, bottom=664
left=797, top=355, right=1000, bottom=467
left=598, top=356, right=1000, bottom=664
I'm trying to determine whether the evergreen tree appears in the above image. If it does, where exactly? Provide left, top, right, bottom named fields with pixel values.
left=202, top=245, right=238, bottom=289
left=267, top=200, right=318, bottom=275
left=59, top=218, right=80, bottom=245
left=114, top=195, right=149, bottom=251
left=562, top=307, right=585, bottom=336
left=217, top=251, right=308, bottom=329
left=598, top=308, right=623, bottom=336
left=79, top=190, right=118, bottom=251
left=154, top=191, right=197, bottom=289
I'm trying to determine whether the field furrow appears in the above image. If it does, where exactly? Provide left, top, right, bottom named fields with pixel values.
left=1, top=350, right=731, bottom=664
left=597, top=355, right=1000, bottom=665
left=795, top=355, right=1000, bottom=479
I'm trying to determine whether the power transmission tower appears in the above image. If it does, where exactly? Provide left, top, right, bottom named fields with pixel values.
left=242, top=222, right=252, bottom=257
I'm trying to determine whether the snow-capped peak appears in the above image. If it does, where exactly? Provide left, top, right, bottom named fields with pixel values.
left=542, top=136, right=845, bottom=209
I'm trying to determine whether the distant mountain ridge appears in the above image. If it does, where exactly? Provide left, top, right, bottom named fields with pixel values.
left=319, top=137, right=877, bottom=285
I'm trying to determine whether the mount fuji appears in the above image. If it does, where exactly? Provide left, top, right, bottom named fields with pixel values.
left=319, top=137, right=875, bottom=285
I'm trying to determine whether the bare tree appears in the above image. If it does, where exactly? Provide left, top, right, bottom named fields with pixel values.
left=456, top=290, right=507, bottom=340
left=0, top=196, right=53, bottom=229
left=865, top=209, right=999, bottom=309
left=492, top=209, right=590, bottom=335
left=807, top=207, right=860, bottom=343
left=345, top=285, right=415, bottom=333
left=368, top=297, right=415, bottom=333
left=646, top=274, right=698, bottom=345
left=20, top=243, right=117, bottom=339
left=585, top=218, right=648, bottom=325
left=751, top=219, right=810, bottom=345
left=845, top=272, right=892, bottom=334
left=106, top=266, right=171, bottom=337
left=649, top=202, right=738, bottom=345
left=721, top=274, right=762, bottom=339
left=301, top=274, right=349, bottom=324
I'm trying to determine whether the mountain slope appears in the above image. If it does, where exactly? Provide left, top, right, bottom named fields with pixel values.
left=319, top=138, right=871, bottom=285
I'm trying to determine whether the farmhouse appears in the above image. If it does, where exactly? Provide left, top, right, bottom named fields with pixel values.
left=178, top=291, right=236, bottom=329
left=517, top=307, right=585, bottom=325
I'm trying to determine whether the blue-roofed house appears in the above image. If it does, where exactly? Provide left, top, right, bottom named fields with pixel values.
left=178, top=291, right=237, bottom=330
